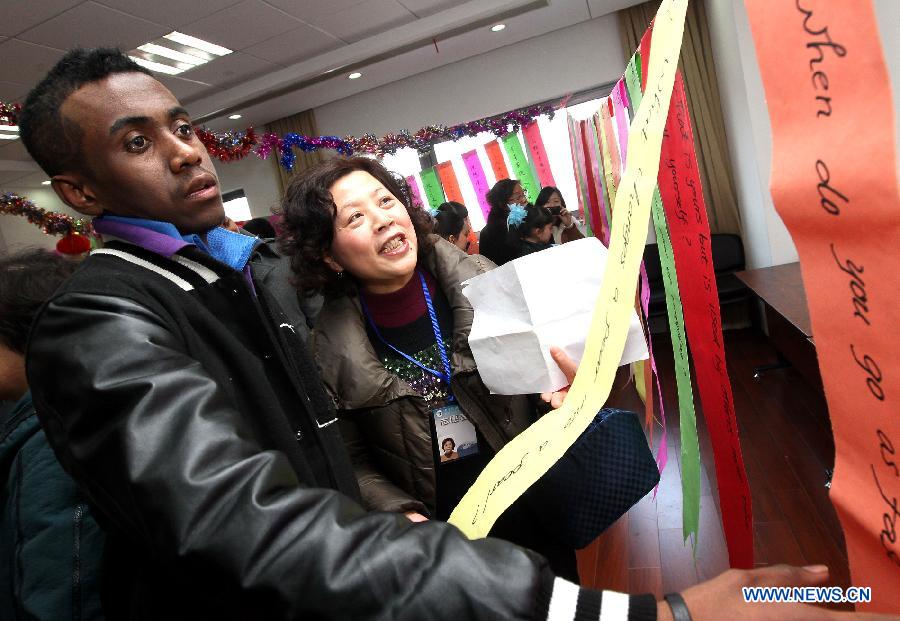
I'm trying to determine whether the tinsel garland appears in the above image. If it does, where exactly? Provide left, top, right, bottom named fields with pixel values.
left=0, top=192, right=92, bottom=236
left=195, top=127, right=257, bottom=162
left=0, top=101, right=20, bottom=126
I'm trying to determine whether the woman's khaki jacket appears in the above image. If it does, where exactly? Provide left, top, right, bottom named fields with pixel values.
left=313, top=237, right=538, bottom=516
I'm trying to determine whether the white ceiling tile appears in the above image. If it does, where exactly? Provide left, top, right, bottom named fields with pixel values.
left=0, top=0, right=84, bottom=38
left=261, top=0, right=366, bottom=23
left=586, top=0, right=647, bottom=19
left=396, top=0, right=468, bottom=19
left=17, top=2, right=168, bottom=51
left=92, top=0, right=244, bottom=29
left=0, top=40, right=65, bottom=87
left=242, top=24, right=343, bottom=65
left=314, top=0, right=416, bottom=43
left=179, top=52, right=278, bottom=88
left=183, top=0, right=305, bottom=51
left=155, top=75, right=214, bottom=102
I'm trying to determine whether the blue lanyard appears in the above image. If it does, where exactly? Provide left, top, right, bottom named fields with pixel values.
left=360, top=270, right=453, bottom=388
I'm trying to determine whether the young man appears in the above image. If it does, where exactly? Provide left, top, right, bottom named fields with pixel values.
left=20, top=49, right=863, bottom=621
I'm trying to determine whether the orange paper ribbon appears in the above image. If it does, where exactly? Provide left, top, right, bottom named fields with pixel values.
left=745, top=0, right=900, bottom=610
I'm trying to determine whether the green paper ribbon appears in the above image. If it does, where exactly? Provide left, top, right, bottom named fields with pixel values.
left=651, top=187, right=701, bottom=547
left=420, top=167, right=446, bottom=210
left=500, top=133, right=540, bottom=201
left=624, top=53, right=643, bottom=113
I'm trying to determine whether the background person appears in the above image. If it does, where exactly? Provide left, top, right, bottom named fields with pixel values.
left=433, top=201, right=472, bottom=251
left=0, top=250, right=105, bottom=621
left=478, top=178, right=526, bottom=265
left=534, top=186, right=584, bottom=245
left=507, top=203, right=556, bottom=259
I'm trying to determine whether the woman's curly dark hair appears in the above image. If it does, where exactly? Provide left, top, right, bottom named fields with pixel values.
left=278, top=156, right=434, bottom=298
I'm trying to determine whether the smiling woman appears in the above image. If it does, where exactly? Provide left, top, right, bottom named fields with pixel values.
left=278, top=156, right=580, bottom=580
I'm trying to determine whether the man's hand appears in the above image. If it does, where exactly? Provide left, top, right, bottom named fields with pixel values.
left=540, top=347, right=577, bottom=409
left=404, top=512, right=428, bottom=523
left=660, top=564, right=897, bottom=620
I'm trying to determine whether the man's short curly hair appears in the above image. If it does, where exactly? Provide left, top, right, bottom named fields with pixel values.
left=19, top=48, right=151, bottom=176
left=278, top=156, right=434, bottom=298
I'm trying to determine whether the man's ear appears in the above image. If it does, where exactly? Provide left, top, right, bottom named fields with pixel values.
left=51, top=175, right=102, bottom=216
left=323, top=253, right=344, bottom=274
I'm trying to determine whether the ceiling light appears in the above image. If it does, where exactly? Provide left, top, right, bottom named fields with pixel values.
left=348, top=72, right=362, bottom=80
left=138, top=43, right=205, bottom=66
left=129, top=32, right=232, bottom=76
left=228, top=114, right=242, bottom=120
left=491, top=23, right=506, bottom=32
left=163, top=32, right=232, bottom=57
left=42, top=180, right=52, bottom=185
left=129, top=56, right=183, bottom=75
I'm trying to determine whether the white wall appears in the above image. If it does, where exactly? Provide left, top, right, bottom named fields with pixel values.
left=708, top=0, right=900, bottom=269
left=214, top=153, right=283, bottom=219
left=315, top=14, right=624, bottom=137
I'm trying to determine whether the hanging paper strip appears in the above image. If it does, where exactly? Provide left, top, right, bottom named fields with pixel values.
left=500, top=132, right=540, bottom=201
left=523, top=121, right=556, bottom=188
left=461, top=150, right=492, bottom=221
left=589, top=118, right=612, bottom=244
left=746, top=0, right=900, bottom=608
left=617, top=84, right=666, bottom=474
left=611, top=80, right=632, bottom=164
left=435, top=161, right=464, bottom=204
left=624, top=53, right=643, bottom=112
left=601, top=101, right=623, bottom=188
left=419, top=167, right=446, bottom=210
left=483, top=140, right=510, bottom=182
left=591, top=116, right=614, bottom=242
left=578, top=121, right=605, bottom=241
left=406, top=175, right=424, bottom=208
left=449, top=0, right=688, bottom=539
left=651, top=187, right=700, bottom=545
left=566, top=114, right=590, bottom=229
left=658, top=72, right=752, bottom=569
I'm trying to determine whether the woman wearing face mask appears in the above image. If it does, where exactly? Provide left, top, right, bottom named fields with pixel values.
left=534, top=186, right=584, bottom=246
left=477, top=179, right=527, bottom=266
left=432, top=201, right=472, bottom=252
left=507, top=203, right=556, bottom=258
left=279, top=157, right=578, bottom=580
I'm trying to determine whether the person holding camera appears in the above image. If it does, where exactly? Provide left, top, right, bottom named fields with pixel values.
left=535, top=186, right=584, bottom=245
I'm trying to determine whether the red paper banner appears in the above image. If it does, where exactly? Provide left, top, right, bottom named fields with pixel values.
left=658, top=72, right=753, bottom=569
left=435, top=161, right=464, bottom=204
left=523, top=121, right=556, bottom=188
left=484, top=140, right=510, bottom=182
left=579, top=121, right=605, bottom=242
left=746, top=0, right=900, bottom=609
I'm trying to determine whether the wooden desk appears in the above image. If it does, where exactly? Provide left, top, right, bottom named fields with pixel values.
left=736, top=262, right=821, bottom=388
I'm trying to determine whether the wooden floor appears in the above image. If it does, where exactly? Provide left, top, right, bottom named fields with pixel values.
left=576, top=328, right=851, bottom=609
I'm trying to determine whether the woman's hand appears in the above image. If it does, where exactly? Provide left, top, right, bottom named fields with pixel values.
left=404, top=511, right=429, bottom=523
left=540, top=347, right=577, bottom=409
left=559, top=209, right=574, bottom=229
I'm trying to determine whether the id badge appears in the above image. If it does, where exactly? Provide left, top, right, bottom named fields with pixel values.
left=432, top=403, right=479, bottom=463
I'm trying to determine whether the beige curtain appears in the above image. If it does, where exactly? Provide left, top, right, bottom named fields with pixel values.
left=618, top=0, right=742, bottom=234
left=266, top=109, right=330, bottom=197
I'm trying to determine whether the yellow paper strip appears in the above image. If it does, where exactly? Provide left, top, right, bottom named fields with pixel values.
left=448, top=0, right=689, bottom=538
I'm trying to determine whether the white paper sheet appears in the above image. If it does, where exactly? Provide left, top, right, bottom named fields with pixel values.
left=463, top=237, right=649, bottom=394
